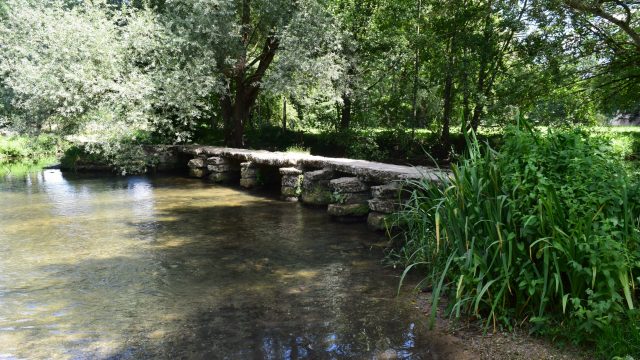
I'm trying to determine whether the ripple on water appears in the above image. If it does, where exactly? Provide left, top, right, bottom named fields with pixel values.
left=0, top=170, right=443, bottom=359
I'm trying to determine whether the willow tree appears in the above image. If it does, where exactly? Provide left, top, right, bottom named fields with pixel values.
left=156, top=0, right=341, bottom=147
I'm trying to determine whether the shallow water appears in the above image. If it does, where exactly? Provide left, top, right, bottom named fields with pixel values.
left=0, top=170, right=439, bottom=359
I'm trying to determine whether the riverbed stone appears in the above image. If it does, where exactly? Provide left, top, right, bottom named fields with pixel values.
left=240, top=178, right=257, bottom=188
left=187, top=158, right=206, bottom=169
left=368, top=198, right=399, bottom=214
left=328, top=177, right=369, bottom=193
left=376, top=349, right=398, bottom=360
left=367, top=212, right=389, bottom=231
left=327, top=203, right=369, bottom=217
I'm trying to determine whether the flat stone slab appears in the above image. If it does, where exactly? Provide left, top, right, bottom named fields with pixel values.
left=279, top=167, right=303, bottom=176
left=329, top=177, right=369, bottom=193
left=179, top=146, right=445, bottom=183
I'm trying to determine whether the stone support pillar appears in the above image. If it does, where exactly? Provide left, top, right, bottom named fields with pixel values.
left=279, top=167, right=303, bottom=201
left=300, top=168, right=335, bottom=205
left=187, top=157, right=208, bottom=178
left=240, top=162, right=258, bottom=188
left=207, top=156, right=236, bottom=183
left=327, top=177, right=370, bottom=220
left=367, top=182, right=405, bottom=231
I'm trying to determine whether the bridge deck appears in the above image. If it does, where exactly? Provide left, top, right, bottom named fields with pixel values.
left=179, top=145, right=445, bottom=183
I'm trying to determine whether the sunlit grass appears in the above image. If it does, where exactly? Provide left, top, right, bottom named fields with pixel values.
left=0, top=157, right=59, bottom=177
left=285, top=145, right=310, bottom=154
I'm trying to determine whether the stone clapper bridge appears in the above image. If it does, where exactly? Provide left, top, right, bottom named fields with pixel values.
left=172, top=146, right=446, bottom=231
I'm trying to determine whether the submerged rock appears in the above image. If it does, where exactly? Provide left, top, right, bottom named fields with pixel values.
left=208, top=172, right=232, bottom=183
left=375, top=349, right=398, bottom=360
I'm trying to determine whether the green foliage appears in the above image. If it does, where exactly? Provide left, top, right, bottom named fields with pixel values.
left=0, top=134, right=67, bottom=176
left=389, top=125, right=640, bottom=353
left=285, top=145, right=310, bottom=154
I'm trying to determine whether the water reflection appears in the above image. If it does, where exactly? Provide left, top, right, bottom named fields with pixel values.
left=0, top=171, right=440, bottom=359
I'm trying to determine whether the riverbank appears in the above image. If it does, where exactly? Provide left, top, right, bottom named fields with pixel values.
left=0, top=134, right=67, bottom=176
left=406, top=290, right=591, bottom=360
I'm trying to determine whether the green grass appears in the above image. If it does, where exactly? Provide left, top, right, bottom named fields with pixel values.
left=0, top=156, right=59, bottom=177
left=0, top=134, right=67, bottom=177
left=285, top=145, right=310, bottom=154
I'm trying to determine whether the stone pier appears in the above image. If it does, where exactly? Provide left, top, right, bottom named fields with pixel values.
left=240, top=161, right=258, bottom=188
left=280, top=167, right=303, bottom=202
left=327, top=177, right=370, bottom=220
left=207, top=156, right=237, bottom=183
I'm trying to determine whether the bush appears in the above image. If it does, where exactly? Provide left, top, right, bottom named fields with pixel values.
left=389, top=125, right=640, bottom=355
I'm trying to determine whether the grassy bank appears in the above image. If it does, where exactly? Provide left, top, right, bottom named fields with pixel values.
left=0, top=135, right=68, bottom=176
left=388, top=125, right=640, bottom=358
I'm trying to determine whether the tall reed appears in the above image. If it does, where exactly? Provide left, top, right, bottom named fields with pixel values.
left=389, top=125, right=640, bottom=349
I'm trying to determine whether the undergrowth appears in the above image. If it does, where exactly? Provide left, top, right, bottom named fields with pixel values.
left=0, top=134, right=67, bottom=176
left=388, top=123, right=640, bottom=358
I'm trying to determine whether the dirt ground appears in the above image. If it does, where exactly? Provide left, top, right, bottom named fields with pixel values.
left=409, top=291, right=593, bottom=360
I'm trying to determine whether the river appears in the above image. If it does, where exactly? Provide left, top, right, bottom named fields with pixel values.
left=0, top=170, right=441, bottom=359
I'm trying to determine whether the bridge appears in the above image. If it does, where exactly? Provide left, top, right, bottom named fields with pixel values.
left=158, top=145, right=446, bottom=231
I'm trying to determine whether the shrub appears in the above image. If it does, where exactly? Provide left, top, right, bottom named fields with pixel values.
left=389, top=125, right=640, bottom=353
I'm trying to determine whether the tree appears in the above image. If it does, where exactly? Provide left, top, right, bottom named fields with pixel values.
left=0, top=0, right=153, bottom=134
left=155, top=0, right=341, bottom=147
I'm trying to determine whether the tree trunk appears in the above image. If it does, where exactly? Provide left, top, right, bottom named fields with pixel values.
left=282, top=96, right=287, bottom=131
left=340, top=93, right=352, bottom=130
left=218, top=35, right=279, bottom=148
left=411, top=0, right=422, bottom=136
left=220, top=92, right=250, bottom=148
left=440, top=36, right=456, bottom=148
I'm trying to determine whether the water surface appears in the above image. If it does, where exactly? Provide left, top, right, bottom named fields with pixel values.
left=0, top=170, right=439, bottom=359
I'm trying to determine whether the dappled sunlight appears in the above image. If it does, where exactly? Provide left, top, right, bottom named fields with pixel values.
left=0, top=171, right=450, bottom=359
